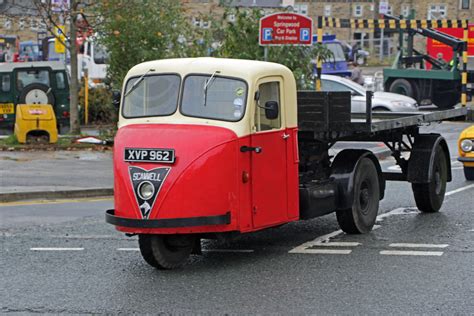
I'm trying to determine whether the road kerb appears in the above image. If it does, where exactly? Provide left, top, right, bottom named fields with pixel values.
left=0, top=188, right=114, bottom=203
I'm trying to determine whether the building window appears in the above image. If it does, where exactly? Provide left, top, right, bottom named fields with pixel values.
left=324, top=5, right=331, bottom=17
left=294, top=4, right=308, bottom=15
left=460, top=0, right=470, bottom=9
left=354, top=4, right=363, bottom=17
left=401, top=4, right=410, bottom=17
left=428, top=4, right=447, bottom=19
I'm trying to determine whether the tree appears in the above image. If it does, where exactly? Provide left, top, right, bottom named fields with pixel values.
left=98, top=0, right=189, bottom=88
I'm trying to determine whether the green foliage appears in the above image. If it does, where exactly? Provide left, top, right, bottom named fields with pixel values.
left=78, top=85, right=116, bottom=124
left=217, top=8, right=264, bottom=60
left=3, top=134, right=19, bottom=146
left=98, top=0, right=189, bottom=87
left=98, top=4, right=334, bottom=90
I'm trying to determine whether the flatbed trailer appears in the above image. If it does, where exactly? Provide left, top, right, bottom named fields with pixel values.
left=296, top=90, right=466, bottom=223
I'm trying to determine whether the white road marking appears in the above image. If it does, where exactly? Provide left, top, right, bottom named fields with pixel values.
left=30, top=247, right=84, bottom=251
left=375, top=207, right=419, bottom=222
left=289, top=230, right=343, bottom=253
left=445, top=184, right=474, bottom=196
left=294, top=249, right=352, bottom=255
left=312, top=242, right=360, bottom=247
left=389, top=243, right=449, bottom=248
left=380, top=250, right=444, bottom=256
left=117, top=248, right=140, bottom=251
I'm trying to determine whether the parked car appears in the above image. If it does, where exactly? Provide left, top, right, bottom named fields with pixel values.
left=0, top=61, right=70, bottom=134
left=320, top=75, right=419, bottom=113
left=458, top=125, right=474, bottom=180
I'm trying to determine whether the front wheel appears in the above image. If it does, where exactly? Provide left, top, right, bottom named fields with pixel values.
left=138, top=234, right=196, bottom=269
left=412, top=147, right=448, bottom=212
left=464, top=166, right=474, bottom=181
left=336, top=158, right=380, bottom=234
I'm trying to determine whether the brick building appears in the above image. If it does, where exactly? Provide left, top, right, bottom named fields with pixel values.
left=1, top=0, right=472, bottom=49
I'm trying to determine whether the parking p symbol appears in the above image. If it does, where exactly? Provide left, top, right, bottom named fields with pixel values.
left=300, top=28, right=310, bottom=42
left=263, top=28, right=273, bottom=41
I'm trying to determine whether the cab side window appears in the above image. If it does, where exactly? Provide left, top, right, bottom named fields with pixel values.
left=1, top=74, right=10, bottom=92
left=254, top=81, right=281, bottom=132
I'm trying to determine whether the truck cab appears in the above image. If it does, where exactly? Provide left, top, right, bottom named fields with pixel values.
left=111, top=58, right=299, bottom=230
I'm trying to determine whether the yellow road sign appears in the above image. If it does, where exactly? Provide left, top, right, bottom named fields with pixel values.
left=55, top=26, right=66, bottom=54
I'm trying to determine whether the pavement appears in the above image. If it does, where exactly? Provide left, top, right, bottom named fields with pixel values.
left=0, top=150, right=113, bottom=202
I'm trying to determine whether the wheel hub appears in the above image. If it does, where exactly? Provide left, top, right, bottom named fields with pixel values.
left=359, top=181, right=370, bottom=214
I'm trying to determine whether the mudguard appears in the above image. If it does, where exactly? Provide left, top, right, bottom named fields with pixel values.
left=407, top=134, right=452, bottom=183
left=330, top=149, right=385, bottom=210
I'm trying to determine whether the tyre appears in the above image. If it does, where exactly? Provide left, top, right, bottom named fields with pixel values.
left=138, top=234, right=195, bottom=269
left=432, top=93, right=460, bottom=109
left=389, top=79, right=417, bottom=99
left=18, top=83, right=55, bottom=106
left=464, top=166, right=474, bottom=181
left=372, top=106, right=390, bottom=112
left=412, top=147, right=448, bottom=212
left=336, top=158, right=380, bottom=234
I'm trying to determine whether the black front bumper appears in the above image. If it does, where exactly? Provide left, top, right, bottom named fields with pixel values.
left=458, top=157, right=474, bottom=163
left=105, top=209, right=231, bottom=228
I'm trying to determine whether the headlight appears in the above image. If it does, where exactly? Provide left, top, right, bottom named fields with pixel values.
left=138, top=181, right=155, bottom=200
left=461, top=139, right=473, bottom=152
left=391, top=100, right=416, bottom=108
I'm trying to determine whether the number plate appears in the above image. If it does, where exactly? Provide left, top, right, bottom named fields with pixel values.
left=0, top=103, right=14, bottom=115
left=124, top=148, right=175, bottom=163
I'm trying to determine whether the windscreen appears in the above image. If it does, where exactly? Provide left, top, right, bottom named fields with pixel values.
left=94, top=44, right=109, bottom=64
left=17, top=70, right=50, bottom=89
left=122, top=74, right=180, bottom=118
left=325, top=43, right=346, bottom=62
left=181, top=75, right=247, bottom=121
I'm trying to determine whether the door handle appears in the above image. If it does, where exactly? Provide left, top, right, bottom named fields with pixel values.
left=240, top=146, right=262, bottom=154
left=282, top=133, right=290, bottom=139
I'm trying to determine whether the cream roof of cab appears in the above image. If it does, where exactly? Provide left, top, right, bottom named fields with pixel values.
left=120, top=57, right=298, bottom=137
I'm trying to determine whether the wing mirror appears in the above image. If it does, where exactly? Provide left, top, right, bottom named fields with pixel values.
left=264, top=101, right=279, bottom=120
left=112, top=90, right=121, bottom=109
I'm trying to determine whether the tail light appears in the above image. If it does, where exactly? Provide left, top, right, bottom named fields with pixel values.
left=63, top=111, right=70, bottom=118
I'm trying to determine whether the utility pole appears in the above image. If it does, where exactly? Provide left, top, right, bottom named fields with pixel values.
left=69, top=0, right=80, bottom=134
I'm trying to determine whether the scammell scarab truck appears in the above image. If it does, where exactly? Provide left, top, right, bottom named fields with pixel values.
left=105, top=58, right=467, bottom=269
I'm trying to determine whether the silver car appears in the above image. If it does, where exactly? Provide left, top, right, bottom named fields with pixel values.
left=321, top=75, right=419, bottom=113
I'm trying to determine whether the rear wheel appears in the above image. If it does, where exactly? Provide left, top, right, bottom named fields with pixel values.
left=138, top=234, right=195, bottom=269
left=464, top=166, right=474, bottom=181
left=432, top=93, right=460, bottom=109
left=389, top=79, right=418, bottom=100
left=412, top=147, right=448, bottom=212
left=336, top=158, right=380, bottom=234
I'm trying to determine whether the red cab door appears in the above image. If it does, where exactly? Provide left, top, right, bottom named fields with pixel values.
left=250, top=79, right=288, bottom=228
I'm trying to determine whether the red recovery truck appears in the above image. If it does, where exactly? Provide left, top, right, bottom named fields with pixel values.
left=106, top=58, right=467, bottom=269
left=427, top=23, right=474, bottom=66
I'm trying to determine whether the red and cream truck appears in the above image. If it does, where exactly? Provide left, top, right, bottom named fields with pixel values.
left=106, top=58, right=466, bottom=269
